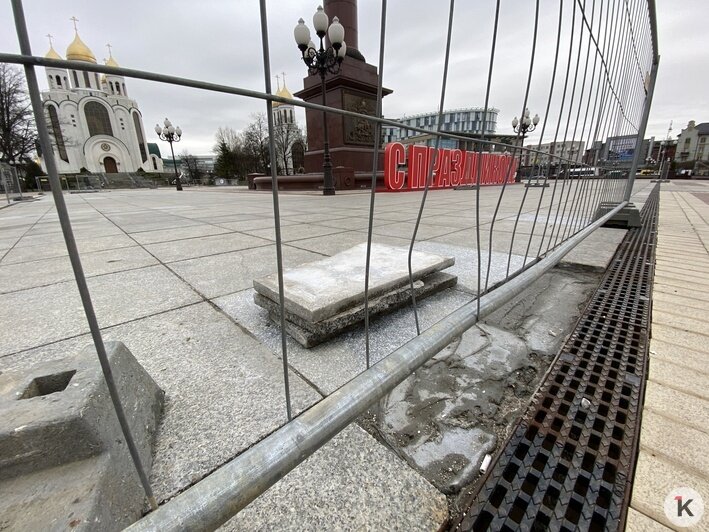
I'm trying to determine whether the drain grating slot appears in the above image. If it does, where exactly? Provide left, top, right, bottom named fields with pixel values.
left=454, top=187, right=659, bottom=532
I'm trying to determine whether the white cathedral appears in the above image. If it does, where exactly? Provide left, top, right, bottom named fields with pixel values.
left=40, top=24, right=163, bottom=175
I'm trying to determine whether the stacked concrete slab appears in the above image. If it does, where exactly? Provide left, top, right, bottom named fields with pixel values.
left=253, top=243, right=457, bottom=347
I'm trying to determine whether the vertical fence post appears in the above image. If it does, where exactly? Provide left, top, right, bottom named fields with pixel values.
left=258, top=0, right=292, bottom=421
left=10, top=0, right=158, bottom=510
left=624, top=58, right=658, bottom=201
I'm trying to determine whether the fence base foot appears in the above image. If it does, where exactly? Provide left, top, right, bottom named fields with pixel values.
left=0, top=341, right=164, bottom=529
left=597, top=202, right=641, bottom=228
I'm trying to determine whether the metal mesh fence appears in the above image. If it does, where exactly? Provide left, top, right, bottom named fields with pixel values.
left=1, top=0, right=659, bottom=527
left=0, top=163, right=23, bottom=204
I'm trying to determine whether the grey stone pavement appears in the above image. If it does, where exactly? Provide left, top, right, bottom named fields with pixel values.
left=0, top=181, right=654, bottom=529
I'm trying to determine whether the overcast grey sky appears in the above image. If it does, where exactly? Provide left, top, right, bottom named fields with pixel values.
left=0, top=1, right=706, bottom=156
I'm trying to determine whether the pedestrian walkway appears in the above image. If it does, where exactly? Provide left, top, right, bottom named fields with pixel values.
left=627, top=182, right=709, bottom=531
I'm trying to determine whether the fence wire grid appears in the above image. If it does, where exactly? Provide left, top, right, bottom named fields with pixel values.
left=2, top=0, right=658, bottom=528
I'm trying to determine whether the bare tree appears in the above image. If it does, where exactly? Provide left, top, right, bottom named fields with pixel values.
left=243, top=113, right=270, bottom=173
left=0, top=64, right=36, bottom=165
left=180, top=149, right=204, bottom=184
left=214, top=126, right=241, bottom=151
left=273, top=123, right=305, bottom=176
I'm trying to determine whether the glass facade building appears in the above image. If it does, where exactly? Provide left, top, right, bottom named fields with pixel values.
left=382, top=107, right=499, bottom=148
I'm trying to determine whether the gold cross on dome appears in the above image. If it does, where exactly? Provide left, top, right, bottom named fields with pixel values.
left=70, top=16, right=79, bottom=32
left=281, top=71, right=287, bottom=86
left=275, top=74, right=280, bottom=90
left=106, top=43, right=113, bottom=57
left=46, top=33, right=54, bottom=47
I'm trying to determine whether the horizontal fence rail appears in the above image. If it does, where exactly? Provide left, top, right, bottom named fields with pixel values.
left=3, top=0, right=658, bottom=528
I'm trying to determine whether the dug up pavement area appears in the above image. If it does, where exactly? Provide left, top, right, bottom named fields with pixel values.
left=0, top=180, right=705, bottom=529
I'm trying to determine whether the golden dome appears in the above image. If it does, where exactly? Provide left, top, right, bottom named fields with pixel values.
left=273, top=83, right=293, bottom=107
left=45, top=46, right=62, bottom=60
left=105, top=55, right=119, bottom=68
left=66, top=33, right=96, bottom=63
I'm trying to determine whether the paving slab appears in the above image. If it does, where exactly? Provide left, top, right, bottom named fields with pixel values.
left=169, top=245, right=323, bottom=299
left=642, top=380, right=709, bottom=434
left=15, top=228, right=126, bottom=248
left=653, top=290, right=709, bottom=312
left=310, top=215, right=386, bottom=230
left=0, top=246, right=158, bottom=293
left=0, top=265, right=200, bottom=356
left=243, top=223, right=346, bottom=243
left=363, top=221, right=462, bottom=240
left=560, top=227, right=627, bottom=271
left=651, top=324, right=709, bottom=354
left=651, top=311, right=709, bottom=338
left=130, top=224, right=233, bottom=245
left=630, top=452, right=709, bottom=531
left=214, top=217, right=301, bottom=232
left=625, top=508, right=673, bottom=531
left=0, top=234, right=137, bottom=265
left=653, top=268, right=709, bottom=286
left=263, top=273, right=457, bottom=348
left=144, top=231, right=273, bottom=263
left=285, top=230, right=412, bottom=257
left=638, top=409, right=708, bottom=477
left=654, top=259, right=709, bottom=275
left=649, top=339, right=707, bottom=374
left=653, top=284, right=709, bottom=306
left=222, top=424, right=448, bottom=531
left=416, top=241, right=530, bottom=292
left=253, top=243, right=455, bottom=323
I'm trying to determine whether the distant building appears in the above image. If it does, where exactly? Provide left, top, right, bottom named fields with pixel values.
left=584, top=135, right=651, bottom=169
left=147, top=143, right=163, bottom=172
left=646, top=138, right=676, bottom=166
left=522, top=140, right=585, bottom=167
left=39, top=26, right=161, bottom=175
left=163, top=155, right=215, bottom=176
left=382, top=108, right=499, bottom=149
left=676, top=120, right=709, bottom=163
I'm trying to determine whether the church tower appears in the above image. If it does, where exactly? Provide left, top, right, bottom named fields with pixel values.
left=102, top=45, right=128, bottom=97
left=43, top=35, right=69, bottom=91
left=272, top=74, right=304, bottom=174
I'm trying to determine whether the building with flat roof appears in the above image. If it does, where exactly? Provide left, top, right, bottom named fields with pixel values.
left=522, top=140, right=585, bottom=167
left=382, top=107, right=499, bottom=150
left=584, top=135, right=652, bottom=169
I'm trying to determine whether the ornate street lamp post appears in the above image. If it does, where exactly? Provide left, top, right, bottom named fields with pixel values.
left=155, top=118, right=183, bottom=191
left=511, top=108, right=540, bottom=182
left=294, top=6, right=346, bottom=196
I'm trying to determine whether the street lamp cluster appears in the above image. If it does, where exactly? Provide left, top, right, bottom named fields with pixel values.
left=155, top=118, right=183, bottom=191
left=294, top=5, right=346, bottom=195
left=512, top=109, right=540, bottom=181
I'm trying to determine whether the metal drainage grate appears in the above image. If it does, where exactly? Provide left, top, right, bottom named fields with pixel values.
left=453, top=186, right=660, bottom=532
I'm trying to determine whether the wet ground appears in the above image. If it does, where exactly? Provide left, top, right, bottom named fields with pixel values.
left=358, top=266, right=602, bottom=521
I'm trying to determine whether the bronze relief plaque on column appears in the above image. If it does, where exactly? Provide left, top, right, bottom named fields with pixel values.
left=343, top=91, right=376, bottom=146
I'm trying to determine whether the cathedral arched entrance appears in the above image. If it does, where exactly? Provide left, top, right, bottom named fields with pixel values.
left=103, top=156, right=118, bottom=173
